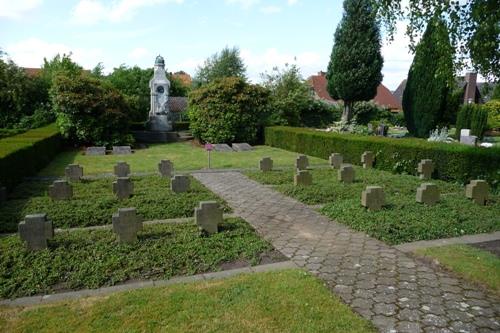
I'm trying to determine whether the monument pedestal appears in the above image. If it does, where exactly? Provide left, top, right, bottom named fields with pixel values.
left=148, top=115, right=172, bottom=132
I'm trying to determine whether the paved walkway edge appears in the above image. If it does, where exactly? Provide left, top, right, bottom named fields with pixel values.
left=0, top=261, right=297, bottom=307
left=395, top=231, right=500, bottom=253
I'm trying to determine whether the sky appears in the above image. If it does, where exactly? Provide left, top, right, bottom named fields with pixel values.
left=0, top=0, right=415, bottom=90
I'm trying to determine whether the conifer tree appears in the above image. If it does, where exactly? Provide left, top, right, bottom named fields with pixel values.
left=327, top=0, right=383, bottom=122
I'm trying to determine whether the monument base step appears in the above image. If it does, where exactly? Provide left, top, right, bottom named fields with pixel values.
left=131, top=131, right=192, bottom=143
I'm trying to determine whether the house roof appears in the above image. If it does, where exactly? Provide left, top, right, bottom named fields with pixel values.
left=168, top=97, right=188, bottom=113
left=393, top=79, right=407, bottom=105
left=171, top=71, right=192, bottom=87
left=307, top=72, right=402, bottom=110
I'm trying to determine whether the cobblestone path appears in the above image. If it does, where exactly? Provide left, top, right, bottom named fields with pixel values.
left=193, top=172, right=500, bottom=333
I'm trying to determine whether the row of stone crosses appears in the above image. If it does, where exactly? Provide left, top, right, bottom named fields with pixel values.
left=259, top=152, right=490, bottom=210
left=19, top=201, right=223, bottom=252
left=50, top=160, right=189, bottom=201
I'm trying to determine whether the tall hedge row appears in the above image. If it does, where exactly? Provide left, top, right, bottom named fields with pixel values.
left=265, top=126, right=500, bottom=187
left=0, top=124, right=62, bottom=190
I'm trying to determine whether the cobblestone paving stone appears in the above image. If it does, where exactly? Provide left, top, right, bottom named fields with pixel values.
left=193, top=172, right=500, bottom=333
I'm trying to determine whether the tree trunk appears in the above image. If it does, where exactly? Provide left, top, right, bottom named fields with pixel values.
left=341, top=101, right=353, bottom=123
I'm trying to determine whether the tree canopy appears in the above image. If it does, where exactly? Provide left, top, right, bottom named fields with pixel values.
left=327, top=0, right=383, bottom=122
left=193, top=46, right=246, bottom=87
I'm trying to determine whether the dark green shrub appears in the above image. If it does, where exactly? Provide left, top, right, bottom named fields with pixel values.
left=0, top=124, right=62, bottom=190
left=456, top=104, right=489, bottom=139
left=265, top=126, right=500, bottom=187
left=51, top=73, right=133, bottom=147
left=188, top=77, right=269, bottom=143
left=173, top=121, right=190, bottom=131
left=484, top=99, right=500, bottom=130
left=352, top=101, right=382, bottom=125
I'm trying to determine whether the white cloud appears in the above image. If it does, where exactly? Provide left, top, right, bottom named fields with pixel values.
left=71, top=0, right=184, bottom=25
left=225, top=0, right=260, bottom=9
left=0, top=0, right=42, bottom=18
left=128, top=47, right=150, bottom=60
left=287, top=0, right=298, bottom=5
left=260, top=5, right=281, bottom=14
left=5, top=38, right=103, bottom=70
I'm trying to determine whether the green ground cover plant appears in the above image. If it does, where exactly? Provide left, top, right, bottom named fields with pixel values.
left=0, top=218, right=273, bottom=299
left=38, top=142, right=327, bottom=176
left=0, top=270, right=376, bottom=333
left=0, top=175, right=230, bottom=233
left=415, top=245, right=500, bottom=293
left=246, top=167, right=500, bottom=245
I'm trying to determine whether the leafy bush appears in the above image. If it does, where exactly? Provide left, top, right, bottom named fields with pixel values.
left=483, top=99, right=500, bottom=130
left=188, top=77, right=269, bottom=143
left=352, top=101, right=383, bottom=125
left=456, top=104, right=489, bottom=139
left=51, top=73, right=133, bottom=147
left=0, top=124, right=62, bottom=190
left=193, top=46, right=247, bottom=87
left=265, top=126, right=500, bottom=187
left=0, top=128, right=25, bottom=139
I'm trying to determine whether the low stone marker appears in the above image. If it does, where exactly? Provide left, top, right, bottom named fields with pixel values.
left=465, top=180, right=489, bottom=205
left=18, top=213, right=54, bottom=251
left=294, top=170, right=312, bottom=186
left=86, top=146, right=106, bottom=156
left=295, top=155, right=309, bottom=171
left=416, top=183, right=440, bottom=205
left=158, top=160, right=173, bottom=177
left=0, top=186, right=6, bottom=203
left=232, top=143, right=253, bottom=151
left=361, top=151, right=375, bottom=169
left=112, top=146, right=132, bottom=155
left=113, top=177, right=134, bottom=199
left=213, top=144, right=233, bottom=152
left=460, top=129, right=478, bottom=146
left=338, top=164, right=355, bottom=184
left=114, top=161, right=130, bottom=177
left=361, top=186, right=385, bottom=211
left=329, top=153, right=343, bottom=169
left=48, top=180, right=73, bottom=200
left=417, top=159, right=434, bottom=180
left=65, top=164, right=83, bottom=182
left=112, top=208, right=143, bottom=243
left=259, top=157, right=273, bottom=172
left=195, top=201, right=222, bottom=234
left=171, top=175, right=190, bottom=193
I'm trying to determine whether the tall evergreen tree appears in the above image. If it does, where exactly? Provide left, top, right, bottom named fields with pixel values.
left=327, top=0, right=383, bottom=122
left=402, top=16, right=454, bottom=138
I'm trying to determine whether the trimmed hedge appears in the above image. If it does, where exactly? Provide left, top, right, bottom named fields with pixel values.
left=265, top=126, right=500, bottom=187
left=0, top=124, right=62, bottom=190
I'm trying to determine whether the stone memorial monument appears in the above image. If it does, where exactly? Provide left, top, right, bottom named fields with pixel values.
left=48, top=180, right=73, bottom=200
left=112, top=208, right=143, bottom=243
left=148, top=55, right=172, bottom=132
left=86, top=147, right=106, bottom=156
left=361, top=186, right=385, bottom=211
left=465, top=180, right=489, bottom=205
left=416, top=183, right=440, bottom=205
left=112, top=146, right=132, bottom=155
left=18, top=213, right=54, bottom=251
left=329, top=153, right=343, bottom=169
left=195, top=201, right=222, bottom=234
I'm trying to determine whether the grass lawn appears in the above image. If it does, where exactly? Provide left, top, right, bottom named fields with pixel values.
left=415, top=245, right=500, bottom=294
left=0, top=270, right=376, bottom=333
left=0, top=175, right=230, bottom=233
left=0, top=218, right=276, bottom=299
left=246, top=168, right=500, bottom=245
left=39, top=142, right=327, bottom=176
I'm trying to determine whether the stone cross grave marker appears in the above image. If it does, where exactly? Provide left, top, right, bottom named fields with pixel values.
left=213, top=144, right=233, bottom=152
left=112, top=146, right=132, bottom=155
left=259, top=157, right=273, bottom=172
left=86, top=146, right=106, bottom=155
left=171, top=175, right=190, bottom=193
left=0, top=186, right=6, bottom=204
left=113, top=177, right=134, bottom=199
left=112, top=208, right=143, bottom=243
left=65, top=164, right=83, bottom=182
left=48, top=180, right=73, bottom=200
left=465, top=180, right=489, bottom=205
left=361, top=186, right=385, bottom=211
left=416, top=183, right=440, bottom=205
left=294, top=170, right=312, bottom=186
left=329, top=153, right=343, bottom=169
left=114, top=161, right=130, bottom=177
left=338, top=164, right=355, bottom=184
left=195, top=201, right=222, bottom=235
left=361, top=151, right=375, bottom=169
left=158, top=160, right=173, bottom=177
left=18, top=213, right=54, bottom=251
left=295, top=155, right=309, bottom=171
left=232, top=143, right=253, bottom=152
left=417, top=159, right=434, bottom=180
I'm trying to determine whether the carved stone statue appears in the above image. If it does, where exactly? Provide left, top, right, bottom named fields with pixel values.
left=149, top=55, right=172, bottom=131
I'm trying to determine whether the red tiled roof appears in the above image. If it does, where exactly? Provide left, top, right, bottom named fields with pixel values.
left=307, top=73, right=402, bottom=110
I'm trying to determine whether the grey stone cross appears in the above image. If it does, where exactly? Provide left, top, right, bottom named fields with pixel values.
left=18, top=213, right=54, bottom=250
left=465, top=180, right=489, bottom=205
left=295, top=155, right=309, bottom=171
left=329, top=153, right=343, bottom=169
left=338, top=164, right=355, bottom=184
left=195, top=201, right=222, bottom=235
left=361, top=151, right=375, bottom=169
left=48, top=180, right=73, bottom=200
left=65, top=164, right=83, bottom=182
left=158, top=160, right=173, bottom=177
left=294, top=170, right=312, bottom=186
left=114, top=161, right=130, bottom=177
left=112, top=208, right=143, bottom=243
left=361, top=186, right=385, bottom=211
left=416, top=183, right=440, bottom=205
left=259, top=157, right=273, bottom=172
left=113, top=177, right=134, bottom=199
left=417, top=159, right=434, bottom=180
left=171, top=175, right=190, bottom=193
